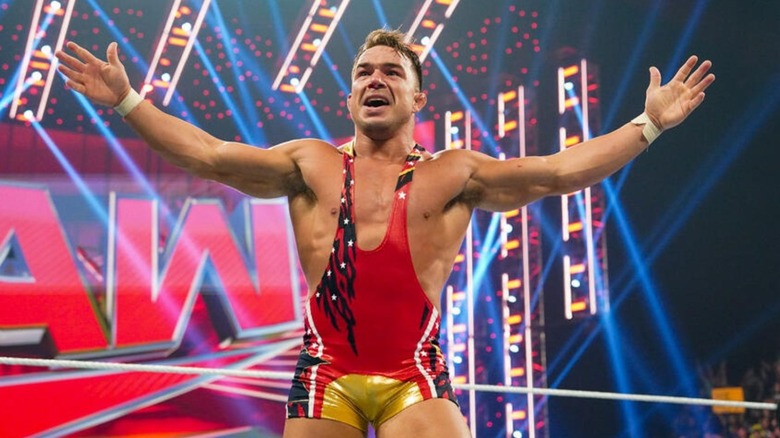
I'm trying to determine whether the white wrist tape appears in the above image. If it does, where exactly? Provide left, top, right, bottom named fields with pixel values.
left=114, top=89, right=143, bottom=117
left=631, top=112, right=662, bottom=145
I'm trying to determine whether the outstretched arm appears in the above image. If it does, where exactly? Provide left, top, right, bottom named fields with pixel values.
left=467, top=55, right=715, bottom=211
left=55, top=41, right=312, bottom=198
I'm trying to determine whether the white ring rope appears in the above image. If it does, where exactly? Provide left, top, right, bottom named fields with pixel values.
left=0, top=356, right=292, bottom=380
left=1, top=356, right=776, bottom=412
left=455, top=383, right=776, bottom=411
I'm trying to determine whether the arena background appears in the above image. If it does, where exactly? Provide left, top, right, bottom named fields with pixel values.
left=0, top=1, right=778, bottom=437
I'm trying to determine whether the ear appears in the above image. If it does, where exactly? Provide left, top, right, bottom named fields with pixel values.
left=412, top=91, right=427, bottom=112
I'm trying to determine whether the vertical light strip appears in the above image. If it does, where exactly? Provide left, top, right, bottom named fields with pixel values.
left=151, top=198, right=160, bottom=303
left=9, top=0, right=45, bottom=118
left=558, top=120, right=567, bottom=153
left=497, top=90, right=508, bottom=259
left=271, top=0, right=319, bottom=90
left=499, top=209, right=508, bottom=258
left=518, top=86, right=526, bottom=157
left=585, top=186, right=597, bottom=314
left=36, top=0, right=77, bottom=120
left=518, top=85, right=536, bottom=438
left=522, top=207, right=536, bottom=437
left=558, top=62, right=572, bottom=319
left=563, top=255, right=573, bottom=319
left=506, top=402, right=514, bottom=438
left=501, top=273, right=514, bottom=437
left=297, top=0, right=351, bottom=93
left=501, top=273, right=511, bottom=386
left=557, top=67, right=565, bottom=115
left=561, top=192, right=570, bottom=242
left=497, top=91, right=506, bottom=139
left=405, top=0, right=434, bottom=38
left=580, top=59, right=597, bottom=314
left=560, top=125, right=570, bottom=245
left=106, top=192, right=118, bottom=336
left=446, top=285, right=455, bottom=371
left=580, top=59, right=591, bottom=141
left=405, top=0, right=460, bottom=62
left=141, top=0, right=182, bottom=98
left=418, top=23, right=443, bottom=62
left=444, top=111, right=453, bottom=149
left=273, top=0, right=352, bottom=93
left=464, top=110, right=476, bottom=438
left=444, top=0, right=461, bottom=18
left=465, top=110, right=472, bottom=154
left=308, top=0, right=350, bottom=68
left=163, top=0, right=212, bottom=105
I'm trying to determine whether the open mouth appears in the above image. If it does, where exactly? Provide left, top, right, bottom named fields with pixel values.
left=364, top=97, right=389, bottom=108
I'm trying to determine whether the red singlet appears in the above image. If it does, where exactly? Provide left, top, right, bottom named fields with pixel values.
left=286, top=144, right=458, bottom=431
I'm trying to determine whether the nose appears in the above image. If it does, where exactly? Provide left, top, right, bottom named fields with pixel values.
left=368, top=72, right=386, bottom=89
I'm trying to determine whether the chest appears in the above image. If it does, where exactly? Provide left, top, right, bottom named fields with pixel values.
left=348, top=158, right=466, bottom=235
left=303, top=153, right=468, bottom=239
left=351, top=160, right=406, bottom=224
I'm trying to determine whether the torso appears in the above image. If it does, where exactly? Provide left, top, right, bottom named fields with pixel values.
left=285, top=146, right=461, bottom=419
left=287, top=140, right=474, bottom=311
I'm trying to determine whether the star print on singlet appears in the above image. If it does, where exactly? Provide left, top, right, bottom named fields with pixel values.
left=311, top=143, right=425, bottom=355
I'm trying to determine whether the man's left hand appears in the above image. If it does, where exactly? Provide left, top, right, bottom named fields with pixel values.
left=644, top=55, right=715, bottom=131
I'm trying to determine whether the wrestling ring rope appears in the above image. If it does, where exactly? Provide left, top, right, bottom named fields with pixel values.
left=1, top=356, right=776, bottom=412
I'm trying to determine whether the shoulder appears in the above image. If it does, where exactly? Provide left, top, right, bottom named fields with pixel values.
left=411, top=148, right=493, bottom=208
left=428, top=148, right=492, bottom=161
left=276, top=139, right=344, bottom=196
left=272, top=137, right=340, bottom=158
left=425, top=148, right=495, bottom=174
left=268, top=138, right=342, bottom=174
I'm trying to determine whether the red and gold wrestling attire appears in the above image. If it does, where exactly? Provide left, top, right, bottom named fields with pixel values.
left=286, top=144, right=458, bottom=431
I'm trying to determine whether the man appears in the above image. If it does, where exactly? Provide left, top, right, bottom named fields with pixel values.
left=56, top=29, right=714, bottom=438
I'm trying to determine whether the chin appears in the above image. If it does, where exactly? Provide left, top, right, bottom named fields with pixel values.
left=357, top=121, right=395, bottom=139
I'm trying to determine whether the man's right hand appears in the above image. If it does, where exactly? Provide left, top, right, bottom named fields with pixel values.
left=55, top=41, right=131, bottom=107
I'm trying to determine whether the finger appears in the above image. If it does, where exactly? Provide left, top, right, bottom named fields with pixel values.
left=66, top=41, right=102, bottom=64
left=647, top=66, right=661, bottom=93
left=684, top=60, right=712, bottom=87
left=54, top=49, right=86, bottom=72
left=672, top=55, right=699, bottom=83
left=64, top=79, right=86, bottom=95
left=106, top=42, right=121, bottom=68
left=57, top=64, right=83, bottom=82
left=690, top=72, right=716, bottom=95
left=687, top=92, right=706, bottom=113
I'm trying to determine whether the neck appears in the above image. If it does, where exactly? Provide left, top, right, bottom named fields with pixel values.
left=352, top=128, right=416, bottom=161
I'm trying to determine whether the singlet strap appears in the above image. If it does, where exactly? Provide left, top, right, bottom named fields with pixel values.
left=395, top=144, right=425, bottom=190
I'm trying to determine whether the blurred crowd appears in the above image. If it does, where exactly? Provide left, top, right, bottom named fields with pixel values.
left=673, top=356, right=780, bottom=437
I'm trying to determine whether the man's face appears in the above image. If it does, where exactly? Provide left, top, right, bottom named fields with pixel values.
left=348, top=45, right=425, bottom=139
